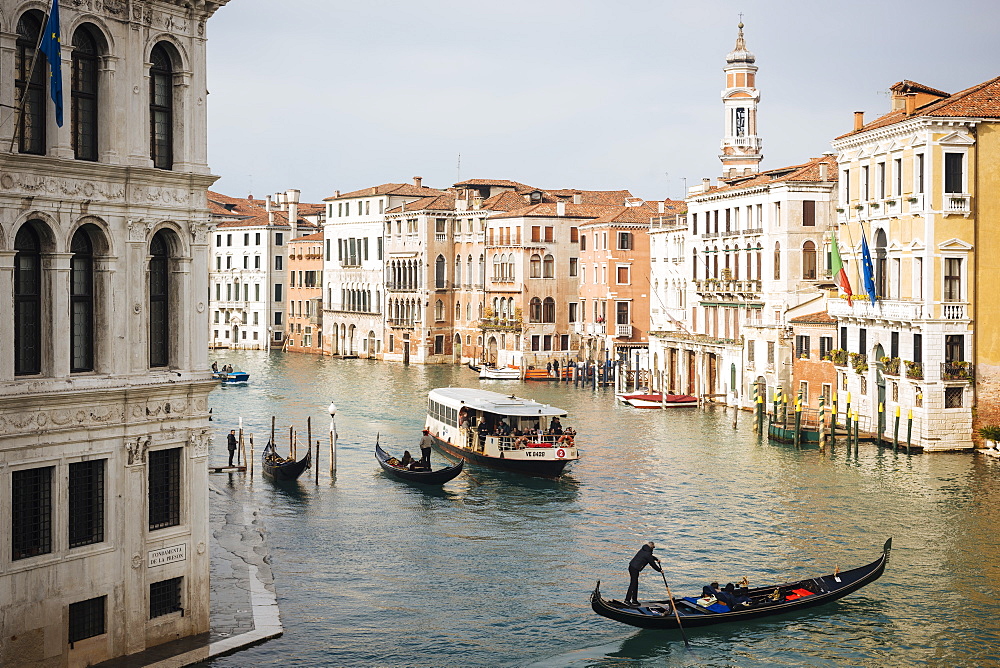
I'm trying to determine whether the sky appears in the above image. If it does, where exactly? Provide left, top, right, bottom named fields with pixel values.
left=205, top=0, right=999, bottom=205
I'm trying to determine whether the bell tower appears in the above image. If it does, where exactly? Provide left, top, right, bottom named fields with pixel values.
left=720, top=21, right=762, bottom=179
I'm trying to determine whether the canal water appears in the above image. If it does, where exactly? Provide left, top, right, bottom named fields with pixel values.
left=205, top=351, right=1000, bottom=667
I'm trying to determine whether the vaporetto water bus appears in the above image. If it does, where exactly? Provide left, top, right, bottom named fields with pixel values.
left=425, top=388, right=579, bottom=478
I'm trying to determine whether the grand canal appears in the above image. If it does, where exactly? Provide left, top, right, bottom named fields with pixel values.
left=205, top=351, right=1000, bottom=667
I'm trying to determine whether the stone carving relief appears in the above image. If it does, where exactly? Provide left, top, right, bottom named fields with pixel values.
left=126, top=435, right=151, bottom=466
left=189, top=222, right=211, bottom=245
left=0, top=172, right=125, bottom=201
left=104, top=0, right=127, bottom=15
left=0, top=404, right=127, bottom=435
left=188, top=429, right=210, bottom=459
left=127, top=220, right=153, bottom=243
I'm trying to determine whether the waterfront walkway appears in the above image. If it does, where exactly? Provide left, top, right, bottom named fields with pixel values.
left=96, top=475, right=281, bottom=668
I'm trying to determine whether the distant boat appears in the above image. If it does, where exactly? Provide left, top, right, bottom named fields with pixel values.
left=261, top=442, right=310, bottom=481
left=591, top=538, right=891, bottom=630
left=214, top=371, right=250, bottom=386
left=479, top=365, right=520, bottom=380
left=375, top=441, right=464, bottom=485
left=616, top=392, right=697, bottom=409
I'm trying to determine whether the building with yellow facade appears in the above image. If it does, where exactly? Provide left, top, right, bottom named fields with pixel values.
left=830, top=76, right=1000, bottom=450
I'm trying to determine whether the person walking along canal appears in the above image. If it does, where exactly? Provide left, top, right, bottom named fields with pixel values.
left=625, top=541, right=662, bottom=606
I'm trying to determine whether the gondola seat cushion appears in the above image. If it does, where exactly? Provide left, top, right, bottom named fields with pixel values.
left=683, top=596, right=729, bottom=613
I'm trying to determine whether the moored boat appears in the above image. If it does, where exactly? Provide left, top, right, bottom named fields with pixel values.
left=591, top=538, right=891, bottom=629
left=425, top=387, right=579, bottom=478
left=375, top=441, right=464, bottom=485
left=262, top=442, right=311, bottom=481
left=616, top=392, right=698, bottom=408
left=479, top=365, right=521, bottom=380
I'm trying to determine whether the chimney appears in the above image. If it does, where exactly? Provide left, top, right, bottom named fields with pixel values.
left=854, top=111, right=865, bottom=132
left=334, top=190, right=340, bottom=198
left=905, top=93, right=917, bottom=116
left=702, top=177, right=711, bottom=192
left=556, top=201, right=566, bottom=216
left=572, top=193, right=582, bottom=205
left=286, top=189, right=300, bottom=241
left=658, top=201, right=665, bottom=214
left=472, top=196, right=483, bottom=210
left=819, top=162, right=828, bottom=182
left=265, top=195, right=272, bottom=212
left=413, top=176, right=423, bottom=188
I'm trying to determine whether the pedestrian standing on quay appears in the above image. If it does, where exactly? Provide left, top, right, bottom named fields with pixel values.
left=227, top=429, right=238, bottom=467
left=419, top=429, right=434, bottom=468
left=547, top=361, right=553, bottom=376
left=553, top=359, right=560, bottom=379
left=625, top=541, right=662, bottom=606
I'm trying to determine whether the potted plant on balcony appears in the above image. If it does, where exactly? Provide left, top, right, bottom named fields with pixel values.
left=907, top=197, right=919, bottom=204
left=880, top=356, right=900, bottom=375
left=836, top=207, right=845, bottom=213
left=870, top=202, right=880, bottom=210
left=945, top=359, right=971, bottom=380
left=854, top=204, right=864, bottom=211
left=828, top=348, right=848, bottom=366
left=978, top=425, right=1000, bottom=450
left=849, top=352, right=868, bottom=374
left=905, top=360, right=923, bottom=379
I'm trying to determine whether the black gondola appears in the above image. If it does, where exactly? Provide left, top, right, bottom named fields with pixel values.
left=376, top=441, right=463, bottom=485
left=262, top=441, right=311, bottom=481
left=591, top=538, right=891, bottom=630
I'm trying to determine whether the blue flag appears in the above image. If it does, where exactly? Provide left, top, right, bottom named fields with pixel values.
left=39, top=0, right=63, bottom=127
left=860, top=229, right=877, bottom=304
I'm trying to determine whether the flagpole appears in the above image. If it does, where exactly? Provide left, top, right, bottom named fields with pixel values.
left=5, top=10, right=51, bottom=152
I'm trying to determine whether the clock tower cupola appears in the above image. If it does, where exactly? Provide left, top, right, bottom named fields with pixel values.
left=720, top=21, right=762, bottom=179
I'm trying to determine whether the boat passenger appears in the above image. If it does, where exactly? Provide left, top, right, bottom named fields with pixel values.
left=558, top=428, right=576, bottom=445
left=550, top=416, right=563, bottom=435
left=399, top=451, right=414, bottom=468
left=211, top=361, right=219, bottom=373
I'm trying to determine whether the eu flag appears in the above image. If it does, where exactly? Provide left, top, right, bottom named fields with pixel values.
left=39, top=0, right=63, bottom=127
left=860, top=229, right=877, bottom=305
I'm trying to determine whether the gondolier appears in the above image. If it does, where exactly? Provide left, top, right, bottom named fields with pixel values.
left=419, top=429, right=434, bottom=468
left=625, top=541, right=662, bottom=606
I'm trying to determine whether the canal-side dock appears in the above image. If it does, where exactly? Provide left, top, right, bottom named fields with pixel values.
left=95, top=477, right=281, bottom=668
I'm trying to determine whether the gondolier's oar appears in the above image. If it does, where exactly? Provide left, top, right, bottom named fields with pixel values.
left=661, top=571, right=690, bottom=648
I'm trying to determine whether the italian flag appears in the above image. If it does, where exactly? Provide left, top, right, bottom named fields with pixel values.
left=830, top=232, right=853, bottom=304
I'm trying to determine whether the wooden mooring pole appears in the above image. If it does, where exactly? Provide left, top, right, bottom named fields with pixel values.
left=893, top=406, right=900, bottom=452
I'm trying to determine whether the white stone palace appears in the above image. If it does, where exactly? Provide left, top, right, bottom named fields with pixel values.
left=0, top=0, right=229, bottom=665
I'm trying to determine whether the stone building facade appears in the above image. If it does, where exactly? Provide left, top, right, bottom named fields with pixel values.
left=286, top=231, right=324, bottom=354
left=0, top=0, right=229, bottom=665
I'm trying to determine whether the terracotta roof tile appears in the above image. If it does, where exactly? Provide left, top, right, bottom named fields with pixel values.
left=325, top=183, right=445, bottom=201
left=481, top=191, right=530, bottom=211
left=290, top=231, right=324, bottom=242
left=704, top=155, right=839, bottom=194
left=790, top=311, right=837, bottom=324
left=385, top=193, right=457, bottom=215
left=453, top=178, right=536, bottom=191
left=838, top=75, right=1000, bottom=138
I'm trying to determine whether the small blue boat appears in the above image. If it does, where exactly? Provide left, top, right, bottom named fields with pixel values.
left=214, top=371, right=250, bottom=386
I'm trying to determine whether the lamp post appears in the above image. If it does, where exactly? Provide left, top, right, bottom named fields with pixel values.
left=328, top=401, right=338, bottom=473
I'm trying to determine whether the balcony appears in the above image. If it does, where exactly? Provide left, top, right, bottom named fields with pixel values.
left=650, top=216, right=687, bottom=230
left=388, top=318, right=417, bottom=329
left=695, top=279, right=762, bottom=297
left=906, top=194, right=925, bottom=213
left=827, top=298, right=924, bottom=321
left=743, top=227, right=763, bottom=236
left=941, top=361, right=974, bottom=382
left=386, top=283, right=419, bottom=293
left=590, top=322, right=606, bottom=335
left=942, top=302, right=968, bottom=320
left=481, top=318, right=522, bottom=332
left=616, top=324, right=633, bottom=338
left=945, top=194, right=971, bottom=215
left=728, top=136, right=762, bottom=149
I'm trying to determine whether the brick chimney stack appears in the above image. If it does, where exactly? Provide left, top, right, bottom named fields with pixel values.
left=854, top=111, right=865, bottom=131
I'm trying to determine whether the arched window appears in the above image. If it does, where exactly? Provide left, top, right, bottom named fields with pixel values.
left=14, top=224, right=43, bottom=375
left=149, top=45, right=173, bottom=169
left=580, top=234, right=587, bottom=251
left=712, top=248, right=719, bottom=278
left=542, top=297, right=556, bottom=323
left=149, top=231, right=170, bottom=367
left=455, top=256, right=462, bottom=286
left=507, top=255, right=515, bottom=280
left=72, top=27, right=100, bottom=161
left=543, top=254, right=554, bottom=278
left=529, top=297, right=542, bottom=323
left=435, top=255, right=446, bottom=288
left=773, top=242, right=781, bottom=281
left=529, top=254, right=541, bottom=278
left=692, top=249, right=698, bottom=280
left=434, top=299, right=444, bottom=321
left=478, top=254, right=485, bottom=286
left=492, top=253, right=499, bottom=280
left=455, top=301, right=461, bottom=320
left=802, top=240, right=817, bottom=280
left=71, top=228, right=95, bottom=372
left=16, top=12, right=46, bottom=155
